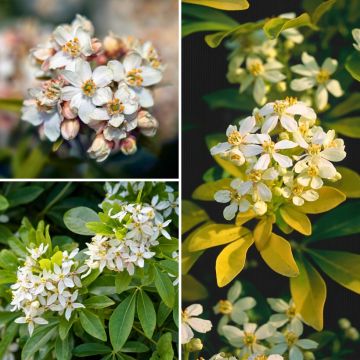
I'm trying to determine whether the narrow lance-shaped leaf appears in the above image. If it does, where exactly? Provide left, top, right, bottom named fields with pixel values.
left=182, top=0, right=249, bottom=11
left=137, top=290, right=157, bottom=339
left=79, top=309, right=107, bottom=341
left=154, top=267, right=175, bottom=308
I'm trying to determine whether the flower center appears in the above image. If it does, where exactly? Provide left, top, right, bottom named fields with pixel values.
left=254, top=356, right=267, bottom=360
left=286, top=304, right=296, bottom=318
left=286, top=331, right=299, bottom=346
left=82, top=79, right=97, bottom=97
left=106, top=98, right=125, bottom=115
left=218, top=300, right=233, bottom=315
left=316, top=69, right=330, bottom=84
left=308, top=144, right=321, bottom=156
left=254, top=112, right=264, bottom=126
left=249, top=170, right=263, bottom=182
left=293, top=184, right=304, bottom=196
left=228, top=131, right=244, bottom=145
left=262, top=140, right=275, bottom=154
left=44, top=80, right=62, bottom=100
left=231, top=190, right=242, bottom=202
left=62, top=37, right=81, bottom=57
left=126, top=69, right=143, bottom=86
left=273, top=100, right=288, bottom=116
left=285, top=96, right=298, bottom=106
left=243, top=332, right=256, bottom=346
left=181, top=310, right=189, bottom=323
left=248, top=59, right=264, bottom=76
left=307, top=164, right=319, bottom=177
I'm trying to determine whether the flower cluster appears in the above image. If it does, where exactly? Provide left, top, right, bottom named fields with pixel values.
left=226, top=14, right=303, bottom=105
left=84, top=183, right=178, bottom=276
left=10, top=244, right=86, bottom=335
left=21, top=15, right=164, bottom=161
left=211, top=98, right=346, bottom=220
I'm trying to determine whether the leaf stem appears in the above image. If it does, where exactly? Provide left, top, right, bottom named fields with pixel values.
left=132, top=324, right=157, bottom=346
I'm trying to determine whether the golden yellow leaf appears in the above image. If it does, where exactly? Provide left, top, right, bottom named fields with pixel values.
left=213, top=155, right=245, bottom=178
left=253, top=217, right=273, bottom=251
left=182, top=0, right=249, bottom=11
left=192, top=178, right=232, bottom=201
left=182, top=200, right=209, bottom=234
left=235, top=209, right=256, bottom=226
left=187, top=223, right=249, bottom=252
left=330, top=166, right=360, bottom=198
left=260, top=233, right=299, bottom=277
left=280, top=205, right=312, bottom=236
left=216, top=235, right=254, bottom=287
left=290, top=255, right=326, bottom=331
left=182, top=274, right=208, bottom=301
left=298, top=186, right=346, bottom=214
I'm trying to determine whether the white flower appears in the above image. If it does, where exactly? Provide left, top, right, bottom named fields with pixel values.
left=210, top=354, right=238, bottom=360
left=128, top=244, right=155, bottom=268
left=223, top=322, right=276, bottom=355
left=26, top=244, right=48, bottom=260
left=62, top=290, right=85, bottom=320
left=239, top=56, right=286, bottom=105
left=259, top=98, right=316, bottom=133
left=267, top=298, right=303, bottom=329
left=181, top=304, right=212, bottom=344
left=51, top=264, right=74, bottom=293
left=279, top=13, right=304, bottom=44
left=108, top=52, right=162, bottom=107
left=49, top=25, right=93, bottom=70
left=291, top=52, right=343, bottom=110
left=153, top=217, right=172, bottom=239
left=269, top=322, right=318, bottom=360
left=61, top=59, right=113, bottom=123
left=162, top=193, right=179, bottom=218
left=214, top=179, right=251, bottom=220
left=352, top=28, right=360, bottom=51
left=249, top=355, right=284, bottom=360
left=15, top=312, right=48, bottom=336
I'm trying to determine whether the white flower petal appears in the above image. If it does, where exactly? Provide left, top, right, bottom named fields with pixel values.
left=92, top=87, right=113, bottom=106
left=326, top=79, right=343, bottom=97
left=273, top=153, right=293, bottom=168
left=108, top=60, right=125, bottom=82
left=93, top=66, right=113, bottom=87
left=141, top=66, right=162, bottom=86
left=261, top=115, right=278, bottom=134
left=315, top=85, right=328, bottom=110
left=275, top=140, right=298, bottom=150
left=322, top=58, right=338, bottom=75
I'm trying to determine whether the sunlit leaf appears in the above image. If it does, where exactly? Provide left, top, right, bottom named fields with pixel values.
left=346, top=51, right=360, bottom=82
left=327, top=93, right=360, bottom=118
left=235, top=209, right=256, bottom=226
left=192, top=178, right=232, bottom=201
left=182, top=0, right=249, bottom=11
left=330, top=166, right=360, bottom=198
left=216, top=235, right=254, bottom=287
left=326, top=116, right=360, bottom=138
left=253, top=216, right=273, bottom=251
left=260, top=233, right=299, bottom=277
left=280, top=205, right=312, bottom=235
left=311, top=0, right=336, bottom=24
left=182, top=200, right=209, bottom=233
left=290, top=255, right=326, bottom=331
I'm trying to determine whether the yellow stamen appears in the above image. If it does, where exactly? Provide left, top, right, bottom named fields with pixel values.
left=82, top=79, right=97, bottom=97
left=227, top=131, right=244, bottom=145
left=106, top=98, right=125, bottom=115
left=62, top=37, right=81, bottom=57
left=316, top=69, right=330, bottom=84
left=218, top=300, right=233, bottom=315
left=248, top=59, right=264, bottom=76
left=126, top=69, right=143, bottom=86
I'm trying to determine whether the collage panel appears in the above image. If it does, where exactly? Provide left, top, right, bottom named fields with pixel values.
left=0, top=0, right=178, bottom=179
left=182, top=1, right=360, bottom=360
left=0, top=181, right=179, bottom=359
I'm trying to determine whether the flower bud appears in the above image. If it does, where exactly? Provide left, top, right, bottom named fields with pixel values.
left=276, top=81, right=287, bottom=92
left=253, top=201, right=267, bottom=216
left=87, top=133, right=113, bottom=162
left=338, top=318, right=351, bottom=330
left=91, top=38, right=102, bottom=54
left=62, top=101, right=77, bottom=119
left=103, top=33, right=126, bottom=57
left=61, top=118, right=80, bottom=140
left=346, top=327, right=359, bottom=341
left=186, top=338, right=203, bottom=352
left=228, top=148, right=245, bottom=166
left=120, top=135, right=137, bottom=155
left=285, top=39, right=295, bottom=49
left=304, top=351, right=315, bottom=360
left=137, top=110, right=159, bottom=137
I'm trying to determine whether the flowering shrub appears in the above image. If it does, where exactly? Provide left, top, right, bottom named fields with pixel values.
left=0, top=181, right=178, bottom=359
left=21, top=15, right=164, bottom=162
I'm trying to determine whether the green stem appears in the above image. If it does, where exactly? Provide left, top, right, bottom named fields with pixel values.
left=183, top=347, right=190, bottom=360
left=132, top=324, right=157, bottom=346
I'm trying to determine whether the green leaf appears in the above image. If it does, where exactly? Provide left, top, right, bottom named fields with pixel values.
left=79, top=309, right=107, bottom=341
left=159, top=259, right=178, bottom=276
left=55, top=336, right=72, bottom=360
left=109, top=292, right=136, bottom=352
left=308, top=201, right=360, bottom=242
left=115, top=271, right=132, bottom=294
left=327, top=93, right=360, bottom=118
left=0, top=322, right=19, bottom=359
left=122, top=341, right=149, bottom=353
left=0, top=311, right=20, bottom=326
left=263, top=13, right=315, bottom=39
left=205, top=21, right=264, bottom=48
left=0, top=225, right=13, bottom=245
left=59, top=316, right=76, bottom=341
left=64, top=207, right=99, bottom=235
left=183, top=21, right=234, bottom=37
left=203, top=88, right=256, bottom=110
left=290, top=255, right=326, bottom=331
left=0, top=195, right=9, bottom=211
left=7, top=186, right=44, bottom=207
left=326, top=116, right=360, bottom=138
left=311, top=0, right=336, bottom=24
left=157, top=302, right=172, bottom=327
left=154, top=333, right=174, bottom=360
left=0, top=249, right=19, bottom=270
left=154, top=267, right=175, bottom=308
left=86, top=222, right=114, bottom=235
left=83, top=295, right=115, bottom=309
left=137, top=290, right=156, bottom=338
left=22, top=322, right=58, bottom=360
left=309, top=250, right=360, bottom=294
left=182, top=0, right=249, bottom=11
left=73, top=343, right=112, bottom=357
left=346, top=51, right=360, bottom=82
left=0, top=98, right=23, bottom=112
left=0, top=270, right=17, bottom=284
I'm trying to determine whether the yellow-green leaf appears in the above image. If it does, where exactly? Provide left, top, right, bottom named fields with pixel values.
left=192, top=178, right=232, bottom=201
left=182, top=0, right=249, bottom=11
left=51, top=251, right=63, bottom=266
left=253, top=216, right=273, bottom=251
left=213, top=156, right=245, bottom=178
left=187, top=223, right=249, bottom=252
left=298, top=186, right=346, bottom=214
left=330, top=167, right=360, bottom=198
left=260, top=233, right=299, bottom=277
left=182, top=274, right=208, bottom=301
left=311, top=0, right=336, bottom=24
left=327, top=117, right=360, bottom=138
left=216, top=235, right=254, bottom=287
left=290, top=255, right=326, bottom=331
left=235, top=209, right=256, bottom=226
left=280, top=205, right=312, bottom=236
left=310, top=250, right=360, bottom=294
left=39, top=259, right=51, bottom=271
left=182, top=200, right=209, bottom=233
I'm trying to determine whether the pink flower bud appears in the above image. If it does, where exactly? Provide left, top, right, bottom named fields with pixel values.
left=120, top=135, right=137, bottom=155
left=61, top=118, right=80, bottom=140
left=103, top=34, right=126, bottom=58
left=137, top=110, right=159, bottom=137
left=61, top=101, right=77, bottom=119
left=91, top=38, right=102, bottom=54
left=87, top=133, right=113, bottom=162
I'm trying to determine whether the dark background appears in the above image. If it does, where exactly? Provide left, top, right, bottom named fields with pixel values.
left=182, top=0, right=360, bottom=357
